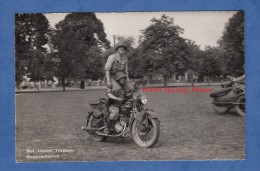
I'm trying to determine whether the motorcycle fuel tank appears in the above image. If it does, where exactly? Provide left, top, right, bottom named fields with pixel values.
left=119, top=103, right=132, bottom=115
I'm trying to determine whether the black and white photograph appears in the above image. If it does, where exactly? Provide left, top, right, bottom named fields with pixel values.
left=15, top=11, right=245, bottom=162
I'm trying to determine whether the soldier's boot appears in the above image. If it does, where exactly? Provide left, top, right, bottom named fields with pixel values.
left=104, top=117, right=112, bottom=135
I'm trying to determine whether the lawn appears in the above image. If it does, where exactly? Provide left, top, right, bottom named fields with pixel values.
left=16, top=86, right=245, bottom=162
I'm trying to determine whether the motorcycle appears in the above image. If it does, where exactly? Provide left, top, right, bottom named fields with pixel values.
left=209, top=81, right=245, bottom=117
left=81, top=93, right=160, bottom=148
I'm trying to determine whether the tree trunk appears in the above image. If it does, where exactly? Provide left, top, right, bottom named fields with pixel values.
left=35, top=81, right=39, bottom=91
left=16, top=81, right=21, bottom=90
left=163, top=75, right=168, bottom=87
left=62, top=78, right=66, bottom=92
left=80, top=80, right=85, bottom=89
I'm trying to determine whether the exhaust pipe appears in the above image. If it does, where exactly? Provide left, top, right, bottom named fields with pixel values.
left=81, top=127, right=98, bottom=134
left=81, top=126, right=88, bottom=131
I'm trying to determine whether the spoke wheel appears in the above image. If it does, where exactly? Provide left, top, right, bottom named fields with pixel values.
left=235, top=95, right=245, bottom=117
left=87, top=115, right=107, bottom=142
left=132, top=118, right=160, bottom=148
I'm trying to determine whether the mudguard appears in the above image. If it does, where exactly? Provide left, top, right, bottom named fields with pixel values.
left=236, top=93, right=245, bottom=100
left=131, top=109, right=159, bottom=133
left=134, top=109, right=158, bottom=122
left=212, top=89, right=237, bottom=103
left=209, top=87, right=232, bottom=98
left=135, top=110, right=145, bottom=122
left=145, top=109, right=158, bottom=120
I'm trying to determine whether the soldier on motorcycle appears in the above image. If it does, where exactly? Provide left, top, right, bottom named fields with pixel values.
left=104, top=41, right=134, bottom=92
left=232, top=74, right=245, bottom=82
left=103, top=42, right=134, bottom=134
left=103, top=71, right=132, bottom=134
left=231, top=64, right=245, bottom=90
left=232, top=64, right=245, bottom=83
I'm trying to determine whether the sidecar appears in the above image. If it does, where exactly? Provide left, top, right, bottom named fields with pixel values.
left=210, top=87, right=237, bottom=114
left=209, top=86, right=245, bottom=117
left=210, top=87, right=237, bottom=107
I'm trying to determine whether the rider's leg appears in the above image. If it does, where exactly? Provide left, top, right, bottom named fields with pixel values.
left=109, top=105, right=119, bottom=120
left=103, top=117, right=112, bottom=134
left=104, top=105, right=119, bottom=134
left=102, top=98, right=112, bottom=117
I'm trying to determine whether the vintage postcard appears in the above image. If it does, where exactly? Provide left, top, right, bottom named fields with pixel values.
left=15, top=11, right=245, bottom=162
left=1, top=0, right=260, bottom=171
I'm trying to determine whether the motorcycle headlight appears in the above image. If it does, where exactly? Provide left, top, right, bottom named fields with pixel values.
left=141, top=95, right=148, bottom=104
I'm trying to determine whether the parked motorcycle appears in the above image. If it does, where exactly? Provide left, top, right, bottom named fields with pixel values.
left=82, top=93, right=160, bottom=148
left=209, top=81, right=245, bottom=117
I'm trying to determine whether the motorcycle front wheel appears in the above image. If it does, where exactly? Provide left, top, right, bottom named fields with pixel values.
left=87, top=115, right=107, bottom=142
left=235, top=95, right=245, bottom=117
left=132, top=118, right=160, bottom=148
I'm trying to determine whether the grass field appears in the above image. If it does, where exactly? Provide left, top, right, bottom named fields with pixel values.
left=16, top=86, right=245, bottom=162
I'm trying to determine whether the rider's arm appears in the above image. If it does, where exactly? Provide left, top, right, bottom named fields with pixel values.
left=105, top=70, right=111, bottom=83
left=107, top=92, right=121, bottom=101
left=233, top=74, right=245, bottom=82
left=125, top=59, right=129, bottom=81
left=105, top=55, right=115, bottom=84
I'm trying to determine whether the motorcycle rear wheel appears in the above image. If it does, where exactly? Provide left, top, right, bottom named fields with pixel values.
left=235, top=95, right=245, bottom=117
left=87, top=115, right=107, bottom=142
left=132, top=118, right=160, bottom=148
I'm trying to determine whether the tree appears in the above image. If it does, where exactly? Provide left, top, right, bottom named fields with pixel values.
left=116, top=36, right=135, bottom=49
left=184, top=40, right=204, bottom=79
left=218, top=11, right=244, bottom=76
left=15, top=13, right=50, bottom=88
left=50, top=12, right=110, bottom=91
left=127, top=48, right=145, bottom=79
left=138, top=14, right=189, bottom=86
left=200, top=46, right=222, bottom=80
left=27, top=50, right=46, bottom=82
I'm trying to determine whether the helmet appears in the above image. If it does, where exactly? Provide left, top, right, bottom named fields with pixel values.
left=114, top=71, right=127, bottom=81
left=115, top=42, right=127, bottom=51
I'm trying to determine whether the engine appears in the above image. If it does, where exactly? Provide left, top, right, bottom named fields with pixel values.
left=114, top=121, right=124, bottom=132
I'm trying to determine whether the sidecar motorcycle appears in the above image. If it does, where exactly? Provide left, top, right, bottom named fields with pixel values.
left=209, top=82, right=245, bottom=117
left=81, top=93, right=160, bottom=148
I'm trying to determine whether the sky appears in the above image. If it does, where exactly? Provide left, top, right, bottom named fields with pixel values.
left=45, top=11, right=236, bottom=49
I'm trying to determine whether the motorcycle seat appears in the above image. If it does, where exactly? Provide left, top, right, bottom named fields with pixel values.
left=209, top=87, right=233, bottom=97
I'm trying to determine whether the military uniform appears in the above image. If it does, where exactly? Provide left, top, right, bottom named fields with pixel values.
left=104, top=44, right=134, bottom=93
left=106, top=88, right=125, bottom=120
left=103, top=42, right=134, bottom=134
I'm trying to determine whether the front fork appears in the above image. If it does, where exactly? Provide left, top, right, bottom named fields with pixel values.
left=130, top=108, right=159, bottom=132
